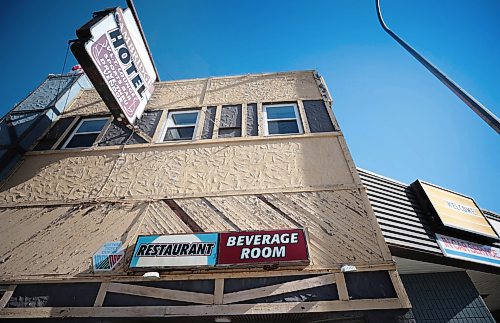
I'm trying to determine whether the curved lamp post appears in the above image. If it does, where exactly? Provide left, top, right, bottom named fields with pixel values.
left=376, top=0, right=500, bottom=134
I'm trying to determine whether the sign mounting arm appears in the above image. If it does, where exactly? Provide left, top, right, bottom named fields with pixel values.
left=376, top=0, right=500, bottom=134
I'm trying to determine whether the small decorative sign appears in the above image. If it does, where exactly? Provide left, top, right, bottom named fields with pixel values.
left=130, top=233, right=219, bottom=269
left=218, top=229, right=309, bottom=266
left=93, top=241, right=124, bottom=272
left=435, top=234, right=500, bottom=268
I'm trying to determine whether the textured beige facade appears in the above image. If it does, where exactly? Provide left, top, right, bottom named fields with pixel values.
left=0, top=190, right=386, bottom=281
left=63, top=71, right=323, bottom=116
left=0, top=134, right=353, bottom=206
left=0, top=70, right=393, bottom=283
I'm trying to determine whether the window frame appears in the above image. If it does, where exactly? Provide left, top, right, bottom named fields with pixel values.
left=159, top=109, right=200, bottom=142
left=61, top=116, right=109, bottom=149
left=263, top=103, right=303, bottom=136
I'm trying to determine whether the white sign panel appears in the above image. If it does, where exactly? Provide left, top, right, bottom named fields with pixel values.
left=74, top=8, right=156, bottom=125
left=435, top=234, right=500, bottom=268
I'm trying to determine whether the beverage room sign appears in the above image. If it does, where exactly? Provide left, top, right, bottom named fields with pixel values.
left=218, top=229, right=309, bottom=266
left=71, top=7, right=156, bottom=125
left=129, top=229, right=309, bottom=270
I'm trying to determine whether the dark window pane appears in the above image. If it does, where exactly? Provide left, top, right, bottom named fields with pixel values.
left=171, top=113, right=198, bottom=126
left=268, top=120, right=299, bottom=135
left=219, top=128, right=241, bottom=138
left=164, top=127, right=195, bottom=141
left=266, top=106, right=296, bottom=119
left=65, top=133, right=99, bottom=148
left=76, top=119, right=107, bottom=133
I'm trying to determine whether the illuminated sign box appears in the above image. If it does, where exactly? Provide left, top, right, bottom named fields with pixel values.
left=412, top=180, right=498, bottom=240
left=71, top=7, right=156, bottom=125
left=436, top=234, right=500, bottom=268
left=218, top=229, right=310, bottom=267
left=130, top=233, right=218, bottom=269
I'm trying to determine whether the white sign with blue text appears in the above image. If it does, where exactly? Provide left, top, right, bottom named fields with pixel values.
left=130, top=233, right=218, bottom=269
left=435, top=234, right=500, bottom=268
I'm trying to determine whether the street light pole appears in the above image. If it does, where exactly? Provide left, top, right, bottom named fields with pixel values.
left=376, top=0, right=500, bottom=134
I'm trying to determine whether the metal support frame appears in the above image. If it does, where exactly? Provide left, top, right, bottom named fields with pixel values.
left=376, top=0, right=500, bottom=134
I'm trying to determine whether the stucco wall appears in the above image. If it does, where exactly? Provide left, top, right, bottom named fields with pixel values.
left=0, top=134, right=353, bottom=206
left=62, top=71, right=323, bottom=117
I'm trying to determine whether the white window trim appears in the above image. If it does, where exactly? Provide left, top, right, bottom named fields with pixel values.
left=61, top=117, right=109, bottom=149
left=263, top=103, right=303, bottom=136
left=159, top=110, right=200, bottom=142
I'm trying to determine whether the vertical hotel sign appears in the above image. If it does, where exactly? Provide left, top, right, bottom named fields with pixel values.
left=71, top=7, right=156, bottom=125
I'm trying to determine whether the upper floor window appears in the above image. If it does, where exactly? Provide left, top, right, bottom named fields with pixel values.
left=61, top=117, right=108, bottom=149
left=162, top=110, right=199, bottom=141
left=263, top=103, right=303, bottom=135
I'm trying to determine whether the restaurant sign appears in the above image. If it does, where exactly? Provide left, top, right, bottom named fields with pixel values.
left=130, top=233, right=218, bottom=269
left=435, top=234, right=500, bottom=268
left=129, top=229, right=309, bottom=270
left=71, top=7, right=156, bottom=125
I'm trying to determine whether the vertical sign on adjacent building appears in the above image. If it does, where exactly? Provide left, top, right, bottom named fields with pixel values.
left=71, top=7, right=157, bottom=125
left=218, top=229, right=310, bottom=266
left=130, top=233, right=219, bottom=269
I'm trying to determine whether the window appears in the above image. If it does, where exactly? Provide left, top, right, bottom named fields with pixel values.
left=264, top=103, right=303, bottom=135
left=162, top=110, right=199, bottom=141
left=61, top=117, right=108, bottom=149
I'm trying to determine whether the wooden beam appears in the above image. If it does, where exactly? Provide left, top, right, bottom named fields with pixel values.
left=0, top=298, right=404, bottom=318
left=93, top=282, right=109, bottom=307
left=213, top=279, right=224, bottom=305
left=296, top=100, right=310, bottom=134
left=107, top=282, right=214, bottom=305
left=388, top=270, right=412, bottom=309
left=0, top=285, right=16, bottom=309
left=241, top=103, right=247, bottom=137
left=212, top=105, right=222, bottom=139
left=195, top=106, right=207, bottom=140
left=334, top=273, right=349, bottom=301
left=223, top=274, right=335, bottom=304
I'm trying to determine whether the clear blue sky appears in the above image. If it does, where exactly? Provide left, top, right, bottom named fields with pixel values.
left=0, top=0, right=498, bottom=212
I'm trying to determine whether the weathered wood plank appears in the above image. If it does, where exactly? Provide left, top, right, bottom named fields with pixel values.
left=214, top=279, right=224, bottom=305
left=223, top=274, right=336, bottom=304
left=107, top=282, right=214, bottom=305
left=0, top=285, right=16, bottom=308
left=93, top=282, right=109, bottom=307
left=335, top=273, right=349, bottom=301
left=0, top=298, right=403, bottom=318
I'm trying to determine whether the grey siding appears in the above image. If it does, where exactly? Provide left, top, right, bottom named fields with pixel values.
left=359, top=169, right=500, bottom=255
left=201, top=106, right=216, bottom=139
left=99, top=110, right=162, bottom=146
left=358, top=169, right=441, bottom=254
left=33, top=117, right=76, bottom=151
left=401, top=272, right=495, bottom=322
left=218, top=105, right=242, bottom=138
left=246, top=103, right=258, bottom=136
left=303, top=100, right=335, bottom=133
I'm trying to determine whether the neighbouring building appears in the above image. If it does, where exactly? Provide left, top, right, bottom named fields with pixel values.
left=360, top=168, right=499, bottom=322
left=0, top=70, right=412, bottom=322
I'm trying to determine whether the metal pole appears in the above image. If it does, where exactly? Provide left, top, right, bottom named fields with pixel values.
left=376, top=0, right=500, bottom=134
left=126, top=0, right=161, bottom=82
